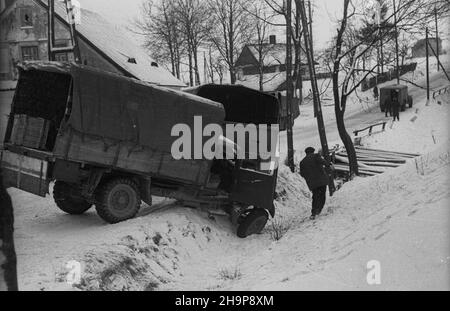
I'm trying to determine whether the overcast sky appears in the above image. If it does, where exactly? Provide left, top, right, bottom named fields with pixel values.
left=77, top=0, right=449, bottom=60
left=77, top=0, right=345, bottom=51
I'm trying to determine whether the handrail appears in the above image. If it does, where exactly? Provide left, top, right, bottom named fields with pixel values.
left=354, top=122, right=387, bottom=137
left=433, top=85, right=450, bottom=99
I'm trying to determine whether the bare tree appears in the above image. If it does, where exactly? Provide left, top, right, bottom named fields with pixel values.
left=326, top=0, right=447, bottom=177
left=208, top=0, right=253, bottom=84
left=174, top=0, right=212, bottom=86
left=133, top=0, right=184, bottom=79
left=398, top=33, right=410, bottom=66
left=265, top=0, right=305, bottom=104
left=246, top=1, right=274, bottom=91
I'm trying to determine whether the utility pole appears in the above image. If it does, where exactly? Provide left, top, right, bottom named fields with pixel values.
left=426, top=27, right=430, bottom=102
left=299, top=0, right=334, bottom=195
left=308, top=0, right=313, bottom=51
left=393, top=0, right=400, bottom=84
left=286, top=0, right=295, bottom=172
left=376, top=0, right=384, bottom=74
left=203, top=51, right=208, bottom=84
left=377, top=2, right=381, bottom=78
left=308, top=0, right=316, bottom=117
left=435, top=6, right=440, bottom=72
left=209, top=48, right=214, bottom=83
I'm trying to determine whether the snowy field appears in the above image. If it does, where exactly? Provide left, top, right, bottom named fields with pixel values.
left=7, top=57, right=450, bottom=291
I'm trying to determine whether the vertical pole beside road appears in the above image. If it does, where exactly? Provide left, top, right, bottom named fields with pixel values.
left=435, top=6, right=440, bottom=72
left=393, top=0, right=400, bottom=84
left=426, top=27, right=430, bottom=102
left=286, top=0, right=295, bottom=173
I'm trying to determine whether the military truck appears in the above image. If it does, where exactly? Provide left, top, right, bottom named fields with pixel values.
left=380, top=84, right=413, bottom=113
left=1, top=62, right=280, bottom=238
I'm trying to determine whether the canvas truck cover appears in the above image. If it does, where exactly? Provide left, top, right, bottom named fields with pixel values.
left=184, top=84, right=279, bottom=125
left=67, top=65, right=225, bottom=153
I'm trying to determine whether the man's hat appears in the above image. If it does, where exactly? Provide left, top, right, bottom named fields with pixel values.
left=305, top=147, right=315, bottom=154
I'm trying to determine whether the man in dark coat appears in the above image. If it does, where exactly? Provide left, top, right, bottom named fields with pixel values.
left=300, top=147, right=331, bottom=220
left=384, top=99, right=392, bottom=117
left=392, top=91, right=400, bottom=121
left=373, top=86, right=379, bottom=101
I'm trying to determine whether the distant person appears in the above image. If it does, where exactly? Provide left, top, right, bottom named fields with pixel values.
left=300, top=147, right=332, bottom=220
left=392, top=91, right=400, bottom=121
left=373, top=86, right=379, bottom=100
left=384, top=98, right=392, bottom=117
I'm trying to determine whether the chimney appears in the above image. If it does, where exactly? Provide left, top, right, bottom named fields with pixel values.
left=269, top=35, right=276, bottom=44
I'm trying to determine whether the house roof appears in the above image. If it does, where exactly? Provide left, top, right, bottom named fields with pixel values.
left=247, top=44, right=292, bottom=67
left=236, top=72, right=288, bottom=92
left=413, top=37, right=441, bottom=49
left=35, top=0, right=185, bottom=88
left=237, top=43, right=312, bottom=68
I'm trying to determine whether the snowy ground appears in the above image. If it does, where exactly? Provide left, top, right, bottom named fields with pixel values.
left=6, top=56, right=450, bottom=291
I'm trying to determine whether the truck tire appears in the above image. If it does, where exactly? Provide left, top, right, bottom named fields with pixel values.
left=53, top=181, right=92, bottom=215
left=95, top=178, right=141, bottom=224
left=237, top=209, right=268, bottom=238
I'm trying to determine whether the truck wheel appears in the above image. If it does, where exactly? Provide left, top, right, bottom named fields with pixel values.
left=53, top=181, right=92, bottom=215
left=95, top=178, right=141, bottom=224
left=237, top=209, right=268, bottom=238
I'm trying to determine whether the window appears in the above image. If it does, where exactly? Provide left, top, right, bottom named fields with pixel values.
left=20, top=8, right=33, bottom=27
left=55, top=52, right=69, bottom=62
left=21, top=46, right=39, bottom=61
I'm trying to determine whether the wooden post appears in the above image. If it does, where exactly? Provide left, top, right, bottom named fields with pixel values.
left=435, top=6, right=440, bottom=72
left=426, top=27, right=430, bottom=101
left=299, top=0, right=335, bottom=194
left=393, top=0, right=400, bottom=84
left=286, top=0, right=295, bottom=172
left=308, top=0, right=313, bottom=52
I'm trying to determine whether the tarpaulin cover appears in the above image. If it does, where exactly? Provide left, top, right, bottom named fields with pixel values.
left=68, top=65, right=225, bottom=152
left=184, top=84, right=280, bottom=125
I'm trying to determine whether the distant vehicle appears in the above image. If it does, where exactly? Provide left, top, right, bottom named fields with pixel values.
left=1, top=62, right=280, bottom=238
left=380, top=84, right=413, bottom=112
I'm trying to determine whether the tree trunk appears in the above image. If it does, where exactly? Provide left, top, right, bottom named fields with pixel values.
left=335, top=107, right=359, bottom=177
left=0, top=170, right=18, bottom=291
left=175, top=43, right=181, bottom=79
left=331, top=0, right=358, bottom=177
left=259, top=54, right=264, bottom=91
left=193, top=47, right=201, bottom=86
left=298, top=0, right=330, bottom=159
left=209, top=48, right=215, bottom=83
left=188, top=45, right=194, bottom=86
left=229, top=66, right=236, bottom=84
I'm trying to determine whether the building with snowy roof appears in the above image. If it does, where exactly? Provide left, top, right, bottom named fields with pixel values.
left=234, top=35, right=323, bottom=93
left=0, top=0, right=185, bottom=89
